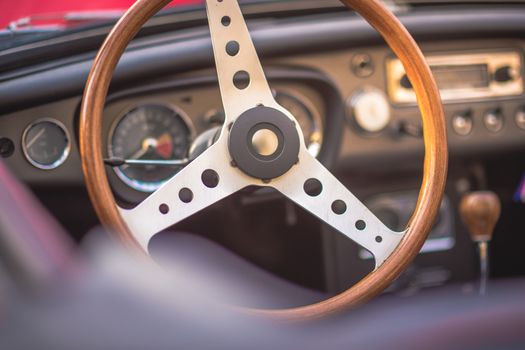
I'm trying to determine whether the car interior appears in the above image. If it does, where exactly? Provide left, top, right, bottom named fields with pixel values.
left=1, top=0, right=525, bottom=348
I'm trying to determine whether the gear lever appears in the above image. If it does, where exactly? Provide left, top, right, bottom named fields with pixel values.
left=459, top=192, right=501, bottom=295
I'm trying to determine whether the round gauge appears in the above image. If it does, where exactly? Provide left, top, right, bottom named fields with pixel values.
left=109, top=104, right=193, bottom=193
left=348, top=88, right=391, bottom=133
left=22, top=119, right=70, bottom=170
left=275, top=91, right=323, bottom=157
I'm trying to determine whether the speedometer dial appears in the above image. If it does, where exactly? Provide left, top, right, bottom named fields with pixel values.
left=109, top=104, right=193, bottom=193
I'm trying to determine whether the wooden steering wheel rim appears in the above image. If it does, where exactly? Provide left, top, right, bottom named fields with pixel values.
left=80, top=0, right=448, bottom=321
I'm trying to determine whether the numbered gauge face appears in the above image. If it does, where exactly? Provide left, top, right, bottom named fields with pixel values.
left=22, top=119, right=70, bottom=170
left=109, top=104, right=193, bottom=193
left=275, top=91, right=323, bottom=157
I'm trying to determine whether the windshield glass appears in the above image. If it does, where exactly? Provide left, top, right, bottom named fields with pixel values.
left=2, top=0, right=502, bottom=30
left=0, top=0, right=200, bottom=29
left=3, top=0, right=517, bottom=30
left=1, top=0, right=519, bottom=51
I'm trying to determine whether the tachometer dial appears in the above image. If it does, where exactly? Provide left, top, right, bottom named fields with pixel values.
left=22, top=119, right=70, bottom=170
left=109, top=104, right=193, bottom=193
left=275, top=91, right=323, bottom=157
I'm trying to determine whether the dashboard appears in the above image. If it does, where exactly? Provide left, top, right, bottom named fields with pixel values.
left=3, top=40, right=525, bottom=188
left=1, top=4, right=525, bottom=295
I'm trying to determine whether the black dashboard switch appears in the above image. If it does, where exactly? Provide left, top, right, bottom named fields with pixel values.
left=394, top=120, right=423, bottom=138
left=493, top=66, right=515, bottom=83
left=0, top=138, right=14, bottom=158
left=400, top=74, right=412, bottom=89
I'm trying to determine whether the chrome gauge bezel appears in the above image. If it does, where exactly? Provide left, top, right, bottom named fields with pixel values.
left=275, top=89, right=324, bottom=157
left=108, top=103, right=196, bottom=193
left=22, top=118, right=71, bottom=170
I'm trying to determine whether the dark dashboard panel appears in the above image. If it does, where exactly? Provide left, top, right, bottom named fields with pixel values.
left=2, top=40, right=525, bottom=187
left=0, top=68, right=343, bottom=190
left=0, top=97, right=83, bottom=186
left=277, top=39, right=525, bottom=166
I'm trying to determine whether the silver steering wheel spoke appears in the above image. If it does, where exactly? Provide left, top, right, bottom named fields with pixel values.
left=271, top=149, right=406, bottom=269
left=204, top=0, right=403, bottom=267
left=121, top=0, right=404, bottom=266
left=206, top=0, right=277, bottom=124
left=119, top=135, right=252, bottom=250
left=119, top=0, right=298, bottom=252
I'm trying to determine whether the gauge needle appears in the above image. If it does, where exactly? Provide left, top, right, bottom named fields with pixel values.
left=130, top=136, right=163, bottom=159
left=121, top=135, right=173, bottom=168
left=128, top=145, right=149, bottom=161
left=113, top=134, right=180, bottom=169
left=26, top=128, right=46, bottom=149
left=128, top=134, right=173, bottom=161
left=105, top=158, right=190, bottom=167
left=122, top=139, right=154, bottom=169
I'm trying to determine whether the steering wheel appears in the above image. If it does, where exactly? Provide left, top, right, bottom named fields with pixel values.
left=79, top=0, right=448, bottom=320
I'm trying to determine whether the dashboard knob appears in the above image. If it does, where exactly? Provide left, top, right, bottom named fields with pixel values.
left=351, top=53, right=374, bottom=78
left=483, top=109, right=504, bottom=133
left=452, top=111, right=473, bottom=136
left=516, top=108, right=525, bottom=130
left=348, top=88, right=391, bottom=133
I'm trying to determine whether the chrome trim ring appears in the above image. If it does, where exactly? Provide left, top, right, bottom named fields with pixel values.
left=107, top=102, right=196, bottom=193
left=21, top=118, right=71, bottom=170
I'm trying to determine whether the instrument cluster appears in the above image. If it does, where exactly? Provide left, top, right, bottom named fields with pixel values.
left=101, top=82, right=326, bottom=203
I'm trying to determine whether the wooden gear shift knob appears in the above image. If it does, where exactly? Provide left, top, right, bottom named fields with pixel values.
left=459, top=191, right=501, bottom=243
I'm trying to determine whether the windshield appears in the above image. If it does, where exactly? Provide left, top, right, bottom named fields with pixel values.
left=2, top=0, right=509, bottom=30
left=3, top=0, right=521, bottom=30
left=1, top=0, right=521, bottom=52
left=0, top=0, right=200, bottom=29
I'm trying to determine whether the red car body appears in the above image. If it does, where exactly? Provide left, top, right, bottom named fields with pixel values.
left=0, top=0, right=200, bottom=29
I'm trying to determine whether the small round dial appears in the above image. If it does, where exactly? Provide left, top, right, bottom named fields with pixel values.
left=349, top=88, right=391, bottom=133
left=22, top=119, right=70, bottom=170
left=109, top=104, right=193, bottom=193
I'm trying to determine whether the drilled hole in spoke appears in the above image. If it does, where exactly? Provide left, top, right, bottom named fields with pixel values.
left=179, top=188, right=194, bottom=203
left=226, top=41, right=240, bottom=56
left=159, top=204, right=170, bottom=215
left=221, top=16, right=231, bottom=26
left=376, top=236, right=383, bottom=243
left=202, top=169, right=220, bottom=188
left=332, top=200, right=347, bottom=215
left=304, top=178, right=323, bottom=197
left=356, top=220, right=366, bottom=231
left=233, top=71, right=250, bottom=90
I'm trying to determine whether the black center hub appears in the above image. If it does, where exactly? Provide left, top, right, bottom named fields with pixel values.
left=229, top=106, right=300, bottom=180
